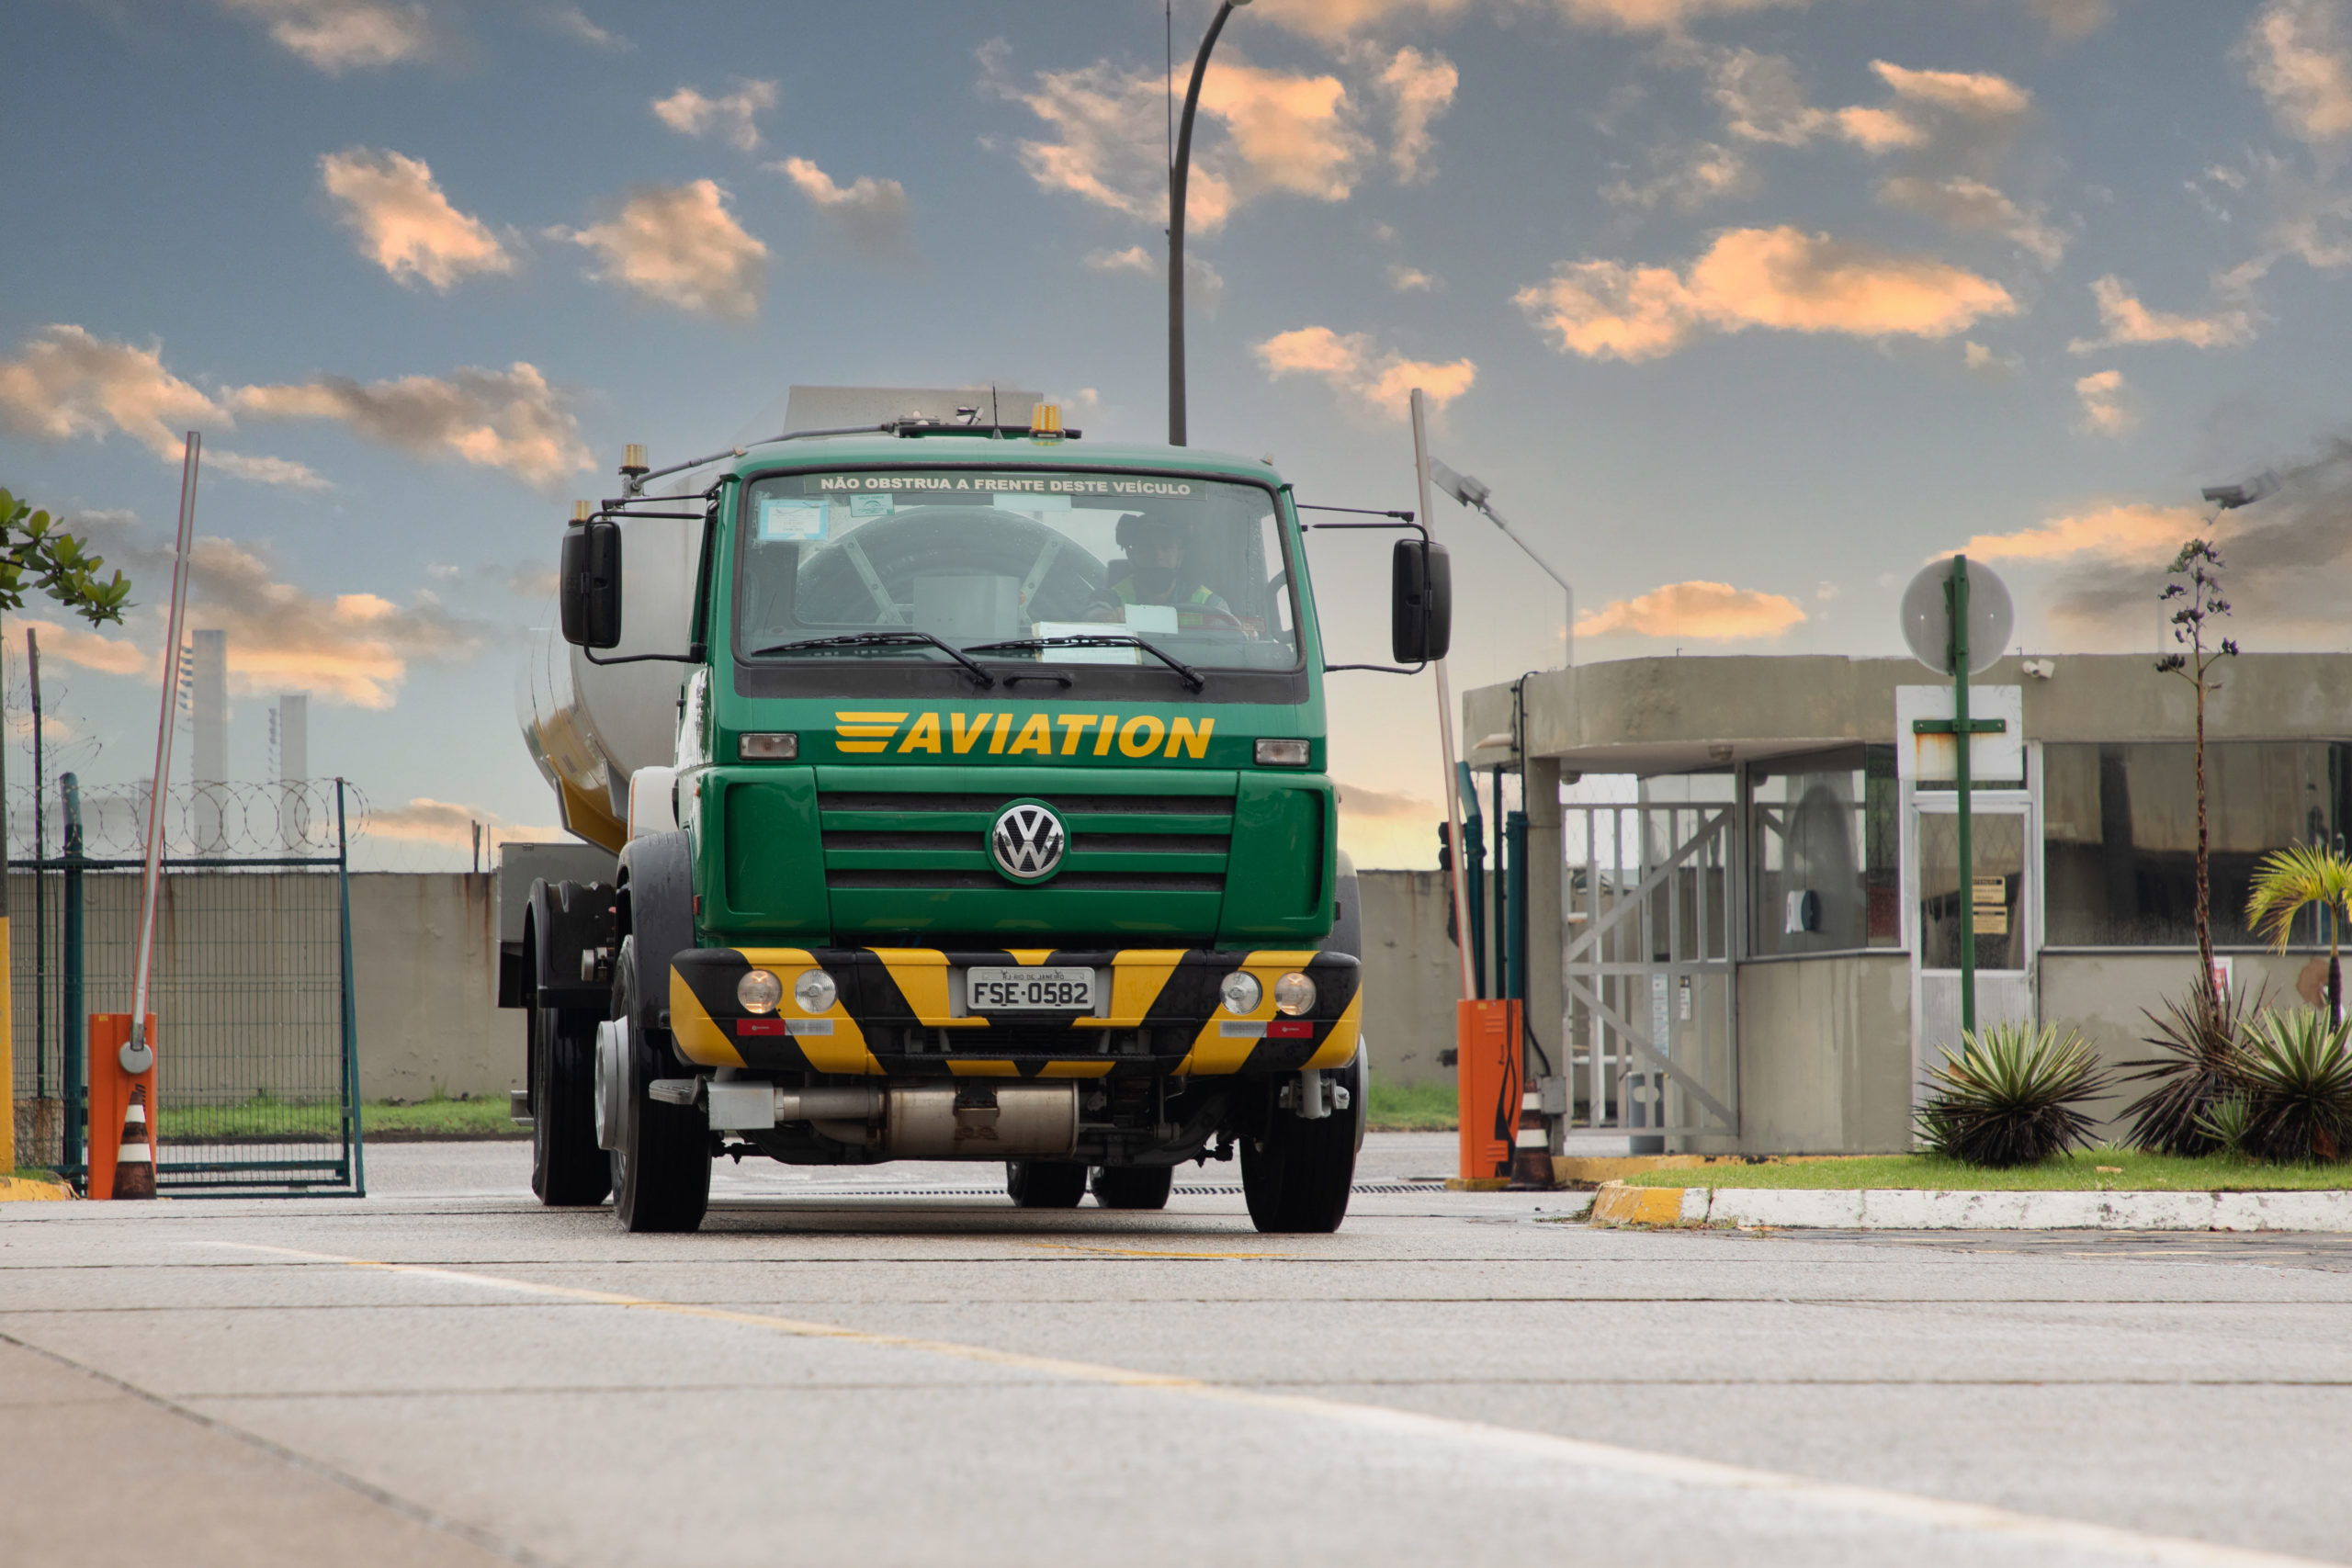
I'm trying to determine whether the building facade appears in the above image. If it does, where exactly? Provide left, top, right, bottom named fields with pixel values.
left=1463, top=653, right=2352, bottom=1155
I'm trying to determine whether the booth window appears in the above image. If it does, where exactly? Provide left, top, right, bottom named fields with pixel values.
left=2043, top=741, right=2352, bottom=947
left=1747, top=747, right=1900, bottom=956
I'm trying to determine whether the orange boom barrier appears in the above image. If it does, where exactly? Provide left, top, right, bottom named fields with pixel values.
left=86, top=1014, right=158, bottom=1201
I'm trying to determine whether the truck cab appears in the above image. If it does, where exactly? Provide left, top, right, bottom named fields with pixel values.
left=513, top=408, right=1448, bottom=1234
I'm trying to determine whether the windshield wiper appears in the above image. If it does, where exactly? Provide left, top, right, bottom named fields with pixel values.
left=751, top=630, right=995, bottom=688
left=965, top=634, right=1206, bottom=694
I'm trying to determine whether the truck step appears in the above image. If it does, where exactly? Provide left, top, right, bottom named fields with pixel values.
left=508, top=1089, right=534, bottom=1129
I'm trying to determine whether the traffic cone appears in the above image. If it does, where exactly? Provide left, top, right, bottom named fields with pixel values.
left=111, top=1085, right=156, bottom=1201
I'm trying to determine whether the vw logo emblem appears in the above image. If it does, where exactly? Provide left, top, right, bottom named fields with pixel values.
left=989, top=801, right=1067, bottom=883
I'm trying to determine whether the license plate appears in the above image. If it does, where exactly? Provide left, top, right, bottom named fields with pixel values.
left=967, top=966, right=1096, bottom=1012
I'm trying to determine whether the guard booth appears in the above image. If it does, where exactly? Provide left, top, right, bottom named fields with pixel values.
left=1464, top=652, right=2352, bottom=1156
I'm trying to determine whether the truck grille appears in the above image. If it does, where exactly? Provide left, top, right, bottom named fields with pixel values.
left=817, top=787, right=1234, bottom=897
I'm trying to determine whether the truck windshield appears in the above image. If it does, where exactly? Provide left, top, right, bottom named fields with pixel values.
left=735, top=468, right=1300, bottom=674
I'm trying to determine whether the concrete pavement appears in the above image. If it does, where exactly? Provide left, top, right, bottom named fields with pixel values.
left=2, top=1134, right=2347, bottom=1567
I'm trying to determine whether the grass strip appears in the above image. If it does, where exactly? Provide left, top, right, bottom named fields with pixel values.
left=154, top=1095, right=519, bottom=1141
left=1624, top=1149, right=2352, bottom=1191
left=1366, top=1081, right=1456, bottom=1133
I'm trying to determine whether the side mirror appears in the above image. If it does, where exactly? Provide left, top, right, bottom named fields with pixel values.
left=560, top=519, right=623, bottom=649
left=1391, top=538, right=1452, bottom=663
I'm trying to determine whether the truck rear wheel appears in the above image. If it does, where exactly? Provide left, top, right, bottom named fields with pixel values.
left=1006, top=1159, right=1088, bottom=1209
left=1241, top=1052, right=1366, bottom=1235
left=1091, top=1165, right=1173, bottom=1210
left=610, top=940, right=710, bottom=1234
left=531, top=1006, right=611, bottom=1206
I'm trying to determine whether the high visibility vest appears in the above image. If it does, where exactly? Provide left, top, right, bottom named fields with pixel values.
left=1114, top=577, right=1219, bottom=606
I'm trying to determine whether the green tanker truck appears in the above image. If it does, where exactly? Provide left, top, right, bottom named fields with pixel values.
left=507, top=392, right=1449, bottom=1234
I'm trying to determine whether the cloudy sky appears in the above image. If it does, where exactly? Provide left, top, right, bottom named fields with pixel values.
left=6, top=0, right=2350, bottom=868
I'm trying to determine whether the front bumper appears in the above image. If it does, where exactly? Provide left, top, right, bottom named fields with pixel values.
left=668, top=946, right=1362, bottom=1079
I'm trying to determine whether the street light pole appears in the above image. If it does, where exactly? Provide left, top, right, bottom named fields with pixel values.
left=1169, top=0, right=1249, bottom=447
left=1431, top=459, right=1575, bottom=667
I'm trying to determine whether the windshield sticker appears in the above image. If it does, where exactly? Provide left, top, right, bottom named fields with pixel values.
left=813, top=475, right=1194, bottom=499
left=759, top=498, right=830, bottom=541
left=848, top=494, right=893, bottom=519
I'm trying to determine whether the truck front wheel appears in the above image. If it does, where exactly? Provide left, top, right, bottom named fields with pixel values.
left=531, top=1006, right=611, bottom=1207
left=1241, top=1051, right=1366, bottom=1235
left=1091, top=1165, right=1173, bottom=1210
left=1006, top=1159, right=1087, bottom=1208
left=610, top=939, right=711, bottom=1234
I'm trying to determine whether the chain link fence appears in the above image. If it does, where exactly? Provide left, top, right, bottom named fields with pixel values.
left=8, top=778, right=362, bottom=1195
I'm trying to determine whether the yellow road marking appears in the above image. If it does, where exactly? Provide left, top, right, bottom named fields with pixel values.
left=198, top=1241, right=2328, bottom=1568
left=1020, top=1241, right=1290, bottom=1260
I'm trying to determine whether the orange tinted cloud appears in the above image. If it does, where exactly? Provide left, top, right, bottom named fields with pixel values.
left=0, top=325, right=325, bottom=488
left=554, top=180, right=767, bottom=320
left=1957, top=503, right=2203, bottom=565
left=2073, top=369, right=2136, bottom=436
left=650, top=80, right=778, bottom=152
left=367, top=796, right=567, bottom=851
left=1576, top=581, right=1806, bottom=639
left=987, top=46, right=1371, bottom=231
left=2241, top=0, right=2352, bottom=144
left=231, top=361, right=591, bottom=489
left=32, top=524, right=482, bottom=708
left=1256, top=325, right=1476, bottom=418
left=2068, top=276, right=2255, bottom=352
left=1516, top=227, right=2016, bottom=362
left=319, top=148, right=514, bottom=292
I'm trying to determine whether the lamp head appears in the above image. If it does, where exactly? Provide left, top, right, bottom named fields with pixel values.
left=1430, top=458, right=1491, bottom=511
left=2201, top=469, right=2280, bottom=510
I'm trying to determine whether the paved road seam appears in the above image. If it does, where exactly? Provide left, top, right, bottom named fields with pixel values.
left=204, top=1240, right=2335, bottom=1568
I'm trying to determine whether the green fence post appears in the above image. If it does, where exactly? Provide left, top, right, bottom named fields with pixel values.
left=1948, top=555, right=1976, bottom=1037
left=60, top=773, right=83, bottom=1178
left=335, top=779, right=364, bottom=1197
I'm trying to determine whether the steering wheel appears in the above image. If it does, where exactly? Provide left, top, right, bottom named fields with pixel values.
left=793, top=507, right=1108, bottom=625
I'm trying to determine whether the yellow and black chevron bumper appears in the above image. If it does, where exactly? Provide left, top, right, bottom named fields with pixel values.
left=668, top=947, right=1362, bottom=1080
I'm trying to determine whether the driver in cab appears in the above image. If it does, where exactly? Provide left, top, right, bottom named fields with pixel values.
left=1088, top=514, right=1229, bottom=623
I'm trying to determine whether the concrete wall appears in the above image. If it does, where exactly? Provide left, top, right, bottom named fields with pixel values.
left=1358, top=870, right=1463, bottom=1089
left=2041, top=950, right=2325, bottom=1144
left=347, top=873, right=513, bottom=1104
left=6, top=871, right=517, bottom=1111
left=1726, top=953, right=1915, bottom=1156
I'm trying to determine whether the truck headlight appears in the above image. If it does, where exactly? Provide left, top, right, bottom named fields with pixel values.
left=792, top=969, right=838, bottom=1014
left=1273, top=972, right=1317, bottom=1016
left=1254, top=738, right=1310, bottom=766
left=1218, top=971, right=1261, bottom=1015
left=738, top=968, right=784, bottom=1014
left=739, top=732, right=798, bottom=761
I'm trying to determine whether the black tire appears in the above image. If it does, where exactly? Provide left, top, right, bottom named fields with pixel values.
left=531, top=1005, right=611, bottom=1206
left=1241, top=1052, right=1366, bottom=1235
left=610, top=939, right=711, bottom=1234
left=1091, top=1165, right=1174, bottom=1210
left=1006, top=1159, right=1088, bottom=1208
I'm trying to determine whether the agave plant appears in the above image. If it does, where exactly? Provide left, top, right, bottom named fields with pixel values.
left=2193, top=1094, right=2257, bottom=1160
left=1916, top=1022, right=2115, bottom=1168
left=2119, top=983, right=2257, bottom=1156
left=2238, top=1009, right=2352, bottom=1164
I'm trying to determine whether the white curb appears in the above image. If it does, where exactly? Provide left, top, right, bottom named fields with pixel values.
left=1677, top=1185, right=2352, bottom=1231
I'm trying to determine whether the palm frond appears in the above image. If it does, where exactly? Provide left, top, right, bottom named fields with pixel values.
left=2245, top=844, right=2352, bottom=953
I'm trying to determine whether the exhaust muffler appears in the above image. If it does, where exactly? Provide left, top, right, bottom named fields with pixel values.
left=709, top=1079, right=1079, bottom=1159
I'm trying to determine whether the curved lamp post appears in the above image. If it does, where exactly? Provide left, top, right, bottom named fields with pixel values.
left=1169, top=0, right=1250, bottom=446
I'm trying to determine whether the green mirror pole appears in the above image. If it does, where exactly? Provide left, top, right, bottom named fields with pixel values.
left=1948, top=554, right=1975, bottom=1036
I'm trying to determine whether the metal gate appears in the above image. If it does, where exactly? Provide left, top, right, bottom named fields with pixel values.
left=9, top=779, right=363, bottom=1195
left=1561, top=804, right=1739, bottom=1143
